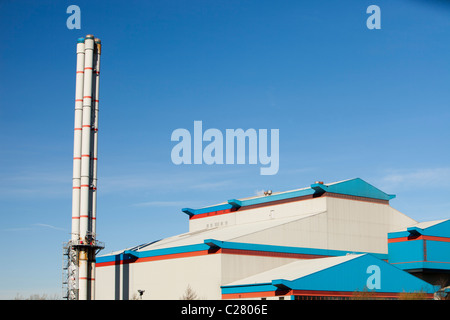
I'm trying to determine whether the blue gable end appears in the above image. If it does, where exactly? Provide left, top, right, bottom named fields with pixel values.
left=311, top=178, right=396, bottom=201
left=388, top=219, right=450, bottom=271
left=281, top=254, right=435, bottom=294
left=221, top=254, right=437, bottom=298
left=422, top=219, right=450, bottom=237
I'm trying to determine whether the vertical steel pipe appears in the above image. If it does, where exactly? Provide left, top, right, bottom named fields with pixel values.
left=78, top=249, right=88, bottom=300
left=79, top=35, right=95, bottom=243
left=90, top=38, right=101, bottom=239
left=89, top=38, right=101, bottom=300
left=78, top=34, right=95, bottom=300
left=71, top=37, right=85, bottom=242
left=68, top=34, right=103, bottom=300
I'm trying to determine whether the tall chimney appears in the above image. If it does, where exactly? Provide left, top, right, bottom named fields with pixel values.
left=65, top=34, right=104, bottom=301
left=71, top=37, right=85, bottom=242
left=78, top=34, right=95, bottom=301
left=79, top=34, right=94, bottom=243
left=89, top=37, right=101, bottom=299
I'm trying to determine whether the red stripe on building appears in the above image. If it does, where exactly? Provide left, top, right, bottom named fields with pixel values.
left=222, top=289, right=434, bottom=300
left=96, top=247, right=329, bottom=268
left=222, top=290, right=292, bottom=300
left=388, top=237, right=412, bottom=243
left=221, top=248, right=327, bottom=260
left=388, top=235, right=450, bottom=243
left=190, top=192, right=389, bottom=221
left=422, top=235, right=450, bottom=242
left=391, top=260, right=450, bottom=266
left=292, top=289, right=433, bottom=299
left=96, top=249, right=217, bottom=267
left=324, top=193, right=389, bottom=205
left=190, top=208, right=237, bottom=220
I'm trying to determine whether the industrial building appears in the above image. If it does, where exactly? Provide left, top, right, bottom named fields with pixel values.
left=63, top=37, right=448, bottom=301
left=95, top=178, right=450, bottom=300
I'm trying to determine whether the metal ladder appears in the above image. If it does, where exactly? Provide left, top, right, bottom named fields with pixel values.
left=62, top=242, right=79, bottom=300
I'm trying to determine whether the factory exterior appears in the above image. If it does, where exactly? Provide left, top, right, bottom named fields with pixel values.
left=95, top=178, right=450, bottom=300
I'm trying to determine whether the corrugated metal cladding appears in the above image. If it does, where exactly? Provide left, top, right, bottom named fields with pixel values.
left=96, top=178, right=449, bottom=300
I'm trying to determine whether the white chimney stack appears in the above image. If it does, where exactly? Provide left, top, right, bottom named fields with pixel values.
left=65, top=35, right=104, bottom=301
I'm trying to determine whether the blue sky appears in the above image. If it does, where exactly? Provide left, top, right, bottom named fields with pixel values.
left=1, top=0, right=450, bottom=299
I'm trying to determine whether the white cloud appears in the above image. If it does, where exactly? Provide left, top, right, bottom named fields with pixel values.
left=133, top=201, right=188, bottom=207
left=376, top=167, right=450, bottom=191
left=33, top=223, right=65, bottom=231
left=3, top=223, right=65, bottom=232
left=3, top=227, right=33, bottom=232
left=100, top=170, right=237, bottom=194
left=0, top=169, right=70, bottom=199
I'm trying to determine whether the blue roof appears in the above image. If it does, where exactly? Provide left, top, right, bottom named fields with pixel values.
left=311, top=178, right=396, bottom=201
left=183, top=178, right=396, bottom=217
left=388, top=219, right=450, bottom=239
left=388, top=219, right=450, bottom=272
left=221, top=254, right=437, bottom=296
